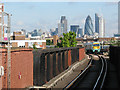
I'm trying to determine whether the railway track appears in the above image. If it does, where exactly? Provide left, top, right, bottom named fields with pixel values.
left=64, top=55, right=108, bottom=89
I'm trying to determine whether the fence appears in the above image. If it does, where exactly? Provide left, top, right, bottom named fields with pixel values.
left=109, top=46, right=120, bottom=84
left=33, top=47, right=85, bottom=86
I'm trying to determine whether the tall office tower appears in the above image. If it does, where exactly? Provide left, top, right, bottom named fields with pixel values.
left=95, top=13, right=105, bottom=37
left=99, top=17, right=105, bottom=37
left=70, top=25, right=79, bottom=36
left=55, top=28, right=58, bottom=35
left=0, top=3, right=4, bottom=40
left=114, top=2, right=120, bottom=37
left=78, top=28, right=83, bottom=37
left=84, top=15, right=94, bottom=36
left=58, top=16, right=67, bottom=36
left=95, top=13, right=99, bottom=33
left=118, top=1, right=120, bottom=34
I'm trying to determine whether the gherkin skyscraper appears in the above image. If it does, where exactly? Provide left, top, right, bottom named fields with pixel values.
left=84, top=15, right=94, bottom=36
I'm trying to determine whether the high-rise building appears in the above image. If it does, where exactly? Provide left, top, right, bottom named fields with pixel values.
left=114, top=2, right=120, bottom=37
left=78, top=28, right=83, bottom=37
left=0, top=3, right=4, bottom=40
left=55, top=28, right=58, bottom=34
left=70, top=25, right=79, bottom=35
left=95, top=13, right=105, bottom=38
left=114, top=1, right=120, bottom=37
left=118, top=2, right=120, bottom=34
left=99, top=17, right=105, bottom=38
left=58, top=16, right=67, bottom=36
left=84, top=15, right=94, bottom=36
left=70, top=25, right=83, bottom=37
left=95, top=13, right=99, bottom=33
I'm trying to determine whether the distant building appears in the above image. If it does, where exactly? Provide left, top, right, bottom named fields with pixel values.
left=78, top=28, right=83, bottom=37
left=119, top=1, right=120, bottom=34
left=70, top=25, right=79, bottom=35
left=70, top=25, right=83, bottom=37
left=114, top=34, right=120, bottom=37
left=53, top=35, right=58, bottom=45
left=95, top=13, right=99, bottom=33
left=58, top=16, right=67, bottom=36
left=10, top=40, right=46, bottom=49
left=31, top=29, right=38, bottom=36
left=55, top=28, right=58, bottom=34
left=11, top=31, right=26, bottom=40
left=37, top=29, right=43, bottom=36
left=21, top=29, right=26, bottom=35
left=95, top=13, right=105, bottom=38
left=84, top=15, right=94, bottom=36
left=114, top=2, right=120, bottom=37
left=99, top=17, right=105, bottom=37
left=50, top=28, right=58, bottom=36
left=30, top=36, right=41, bottom=40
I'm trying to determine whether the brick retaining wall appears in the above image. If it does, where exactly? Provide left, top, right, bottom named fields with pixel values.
left=0, top=48, right=33, bottom=89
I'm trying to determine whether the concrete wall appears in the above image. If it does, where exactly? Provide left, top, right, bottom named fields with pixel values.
left=0, top=48, right=33, bottom=89
left=110, top=46, right=120, bottom=84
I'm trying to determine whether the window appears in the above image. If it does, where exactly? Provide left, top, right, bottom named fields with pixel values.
left=93, top=44, right=100, bottom=46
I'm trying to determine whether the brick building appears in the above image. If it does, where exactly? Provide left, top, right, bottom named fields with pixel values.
left=10, top=31, right=26, bottom=40
left=0, top=48, right=33, bottom=89
left=9, top=31, right=46, bottom=49
left=53, top=35, right=58, bottom=45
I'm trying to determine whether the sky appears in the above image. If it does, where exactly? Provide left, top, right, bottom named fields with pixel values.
left=3, top=2, right=118, bottom=37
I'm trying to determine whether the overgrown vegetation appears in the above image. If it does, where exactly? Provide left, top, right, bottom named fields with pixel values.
left=46, top=40, right=53, bottom=45
left=56, top=31, right=77, bottom=48
left=111, top=40, right=120, bottom=46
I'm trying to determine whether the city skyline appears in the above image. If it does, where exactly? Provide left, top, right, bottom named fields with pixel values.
left=4, top=2, right=118, bottom=37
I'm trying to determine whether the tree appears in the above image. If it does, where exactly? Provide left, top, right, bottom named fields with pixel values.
left=116, top=40, right=120, bottom=46
left=56, top=31, right=77, bottom=48
left=46, top=40, right=53, bottom=45
left=33, top=44, right=37, bottom=49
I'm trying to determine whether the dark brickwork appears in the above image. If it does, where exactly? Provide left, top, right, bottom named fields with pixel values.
left=33, top=47, right=85, bottom=86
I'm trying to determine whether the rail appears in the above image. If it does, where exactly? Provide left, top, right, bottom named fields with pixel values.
left=64, top=55, right=107, bottom=89
left=93, top=56, right=107, bottom=89
left=63, top=55, right=93, bottom=89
